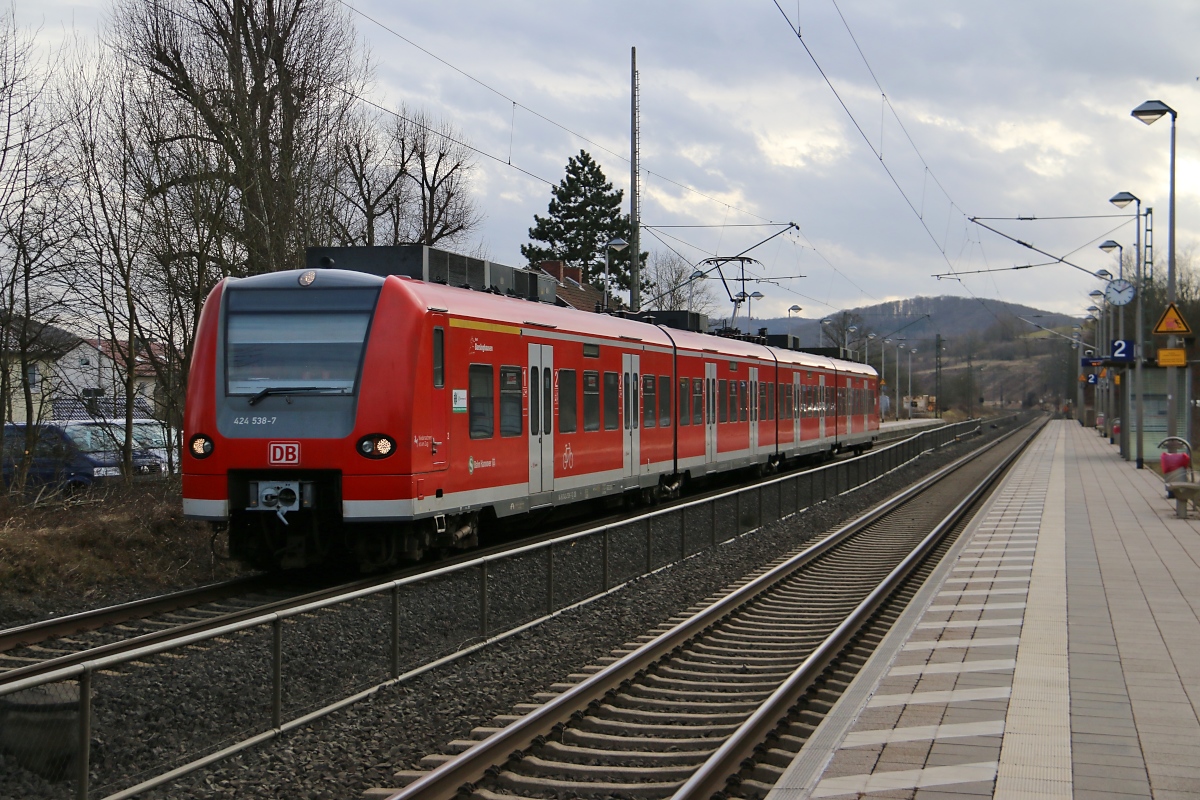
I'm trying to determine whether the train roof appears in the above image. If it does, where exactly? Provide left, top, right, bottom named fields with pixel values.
left=230, top=269, right=875, bottom=377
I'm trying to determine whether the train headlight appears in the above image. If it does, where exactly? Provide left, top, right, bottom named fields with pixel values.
left=189, top=435, right=214, bottom=459
left=356, top=434, right=395, bottom=459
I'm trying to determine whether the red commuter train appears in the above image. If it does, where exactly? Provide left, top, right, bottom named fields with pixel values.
left=183, top=266, right=879, bottom=569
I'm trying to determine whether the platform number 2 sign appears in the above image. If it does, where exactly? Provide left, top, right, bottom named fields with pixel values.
left=1110, top=339, right=1135, bottom=363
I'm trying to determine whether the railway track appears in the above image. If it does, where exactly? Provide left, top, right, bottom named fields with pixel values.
left=367, top=418, right=1041, bottom=800
left=0, top=422, right=948, bottom=693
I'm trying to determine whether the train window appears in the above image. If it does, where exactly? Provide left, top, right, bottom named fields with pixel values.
left=679, top=377, right=690, bottom=426
left=643, top=375, right=656, bottom=428
left=718, top=379, right=728, bottom=422
left=708, top=378, right=716, bottom=424
left=583, top=343, right=600, bottom=358
left=604, top=372, right=620, bottom=430
left=542, top=367, right=552, bottom=434
left=767, top=382, right=775, bottom=421
left=224, top=287, right=379, bottom=396
left=691, top=379, right=703, bottom=425
left=749, top=381, right=757, bottom=423
left=623, top=373, right=630, bottom=431
left=500, top=367, right=522, bottom=437
left=530, top=367, right=540, bottom=435
left=559, top=370, right=577, bottom=433
left=468, top=364, right=494, bottom=439
left=631, top=373, right=638, bottom=430
left=759, top=382, right=768, bottom=421
left=659, top=376, right=671, bottom=427
left=433, top=327, right=444, bottom=388
left=739, top=381, right=748, bottom=422
left=728, top=381, right=737, bottom=422
left=657, top=376, right=667, bottom=429
left=583, top=371, right=600, bottom=431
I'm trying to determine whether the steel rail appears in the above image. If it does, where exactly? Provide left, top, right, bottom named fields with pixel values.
left=0, top=417, right=985, bottom=800
left=0, top=575, right=275, bottom=652
left=672, top=418, right=1044, bottom=798
left=380, top=420, right=1027, bottom=800
left=1, top=419, right=969, bottom=691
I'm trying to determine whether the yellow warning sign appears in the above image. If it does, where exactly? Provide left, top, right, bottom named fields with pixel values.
left=1157, top=347, right=1187, bottom=367
left=1153, top=303, right=1192, bottom=335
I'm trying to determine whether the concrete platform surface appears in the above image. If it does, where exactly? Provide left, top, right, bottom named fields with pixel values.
left=768, top=419, right=1200, bottom=799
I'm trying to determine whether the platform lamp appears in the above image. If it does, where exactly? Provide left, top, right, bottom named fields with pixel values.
left=846, top=325, right=859, bottom=361
left=882, top=339, right=892, bottom=418
left=865, top=332, right=876, bottom=367
left=787, top=305, right=802, bottom=345
left=1089, top=292, right=1112, bottom=437
left=1110, top=191, right=1145, bottom=468
left=1099, top=242, right=1128, bottom=455
left=907, top=348, right=917, bottom=419
left=748, top=291, right=764, bottom=329
left=893, top=337, right=906, bottom=422
left=820, top=318, right=833, bottom=347
left=1073, top=324, right=1084, bottom=423
left=603, top=237, right=628, bottom=311
left=1132, top=100, right=1180, bottom=452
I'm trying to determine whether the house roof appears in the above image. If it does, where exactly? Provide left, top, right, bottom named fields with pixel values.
left=82, top=339, right=164, bottom=378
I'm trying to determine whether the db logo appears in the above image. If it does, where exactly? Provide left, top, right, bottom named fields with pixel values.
left=268, top=441, right=300, bottom=465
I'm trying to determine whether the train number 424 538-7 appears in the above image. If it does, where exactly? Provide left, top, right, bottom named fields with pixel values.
left=231, top=416, right=277, bottom=425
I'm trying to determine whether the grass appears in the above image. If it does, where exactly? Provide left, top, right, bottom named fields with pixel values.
left=0, top=480, right=247, bottom=626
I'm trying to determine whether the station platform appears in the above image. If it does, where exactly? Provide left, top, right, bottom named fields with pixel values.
left=768, top=419, right=1200, bottom=799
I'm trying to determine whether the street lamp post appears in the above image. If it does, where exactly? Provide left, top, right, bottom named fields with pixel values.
left=748, top=291, right=764, bottom=330
left=1132, top=99, right=1180, bottom=453
left=894, top=337, right=905, bottom=422
left=908, top=348, right=917, bottom=419
left=1100, top=241, right=1127, bottom=455
left=603, top=237, right=628, bottom=311
left=866, top=332, right=876, bottom=369
left=882, top=339, right=891, bottom=420
left=787, top=305, right=803, bottom=348
left=1089, top=294, right=1108, bottom=436
left=1110, top=191, right=1144, bottom=467
left=1080, top=326, right=1089, bottom=424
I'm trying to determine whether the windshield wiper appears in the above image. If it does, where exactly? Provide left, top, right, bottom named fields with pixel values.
left=247, top=386, right=347, bottom=406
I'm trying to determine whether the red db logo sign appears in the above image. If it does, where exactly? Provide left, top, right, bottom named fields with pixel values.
left=268, top=441, right=300, bottom=465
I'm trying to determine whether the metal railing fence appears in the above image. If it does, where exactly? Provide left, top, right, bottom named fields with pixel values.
left=0, top=417, right=993, bottom=800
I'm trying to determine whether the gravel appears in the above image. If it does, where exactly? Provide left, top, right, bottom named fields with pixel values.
left=0, top=419, right=1025, bottom=800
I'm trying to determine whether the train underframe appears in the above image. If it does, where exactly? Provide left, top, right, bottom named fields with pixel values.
left=228, top=508, right=481, bottom=571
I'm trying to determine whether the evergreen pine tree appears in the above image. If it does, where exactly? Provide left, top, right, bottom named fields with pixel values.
left=521, top=150, right=638, bottom=294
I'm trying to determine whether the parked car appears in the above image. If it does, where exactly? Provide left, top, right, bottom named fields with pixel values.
left=1, top=422, right=167, bottom=491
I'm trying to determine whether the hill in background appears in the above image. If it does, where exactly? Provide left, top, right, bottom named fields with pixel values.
left=719, top=295, right=1079, bottom=414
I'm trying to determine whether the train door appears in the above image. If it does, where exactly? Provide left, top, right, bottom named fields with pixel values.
left=704, top=362, right=717, bottom=463
left=622, top=353, right=640, bottom=480
left=528, top=343, right=554, bottom=495
left=431, top=316, right=448, bottom=471
left=793, top=373, right=801, bottom=446
left=748, top=367, right=759, bottom=457
left=818, top=373, right=827, bottom=440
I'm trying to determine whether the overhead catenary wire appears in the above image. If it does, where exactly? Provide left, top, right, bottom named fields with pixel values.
left=769, top=0, right=1008, bottom=327
left=337, top=0, right=780, bottom=226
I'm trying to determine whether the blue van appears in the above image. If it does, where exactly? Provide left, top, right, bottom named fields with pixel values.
left=1, top=423, right=166, bottom=491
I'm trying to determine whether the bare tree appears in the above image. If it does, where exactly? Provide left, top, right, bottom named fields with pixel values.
left=643, top=250, right=716, bottom=315
left=111, top=0, right=368, bottom=274
left=0, top=12, right=73, bottom=492
left=62, top=40, right=157, bottom=478
left=391, top=107, right=482, bottom=248
left=328, top=107, right=411, bottom=246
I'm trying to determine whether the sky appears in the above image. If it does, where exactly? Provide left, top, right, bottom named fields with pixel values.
left=20, top=0, right=1200, bottom=323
